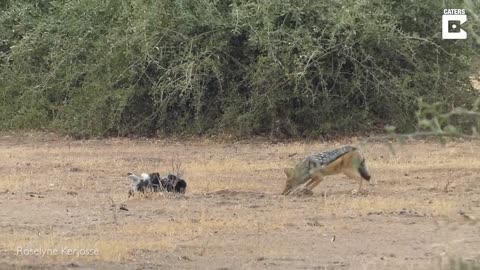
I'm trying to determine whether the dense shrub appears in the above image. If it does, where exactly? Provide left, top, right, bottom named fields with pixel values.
left=0, top=0, right=479, bottom=137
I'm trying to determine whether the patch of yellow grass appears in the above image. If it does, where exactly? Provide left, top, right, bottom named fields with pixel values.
left=186, top=158, right=275, bottom=174
left=371, top=154, right=480, bottom=172
left=1, top=233, right=175, bottom=262
left=0, top=172, right=38, bottom=191
left=118, top=212, right=284, bottom=238
left=183, top=158, right=281, bottom=192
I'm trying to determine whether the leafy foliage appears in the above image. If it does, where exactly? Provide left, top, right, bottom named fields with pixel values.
left=0, top=0, right=479, bottom=137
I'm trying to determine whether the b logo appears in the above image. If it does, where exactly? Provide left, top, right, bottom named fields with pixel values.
left=442, top=9, right=467, bottom=40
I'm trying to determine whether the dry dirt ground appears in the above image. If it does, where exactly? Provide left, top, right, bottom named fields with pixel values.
left=0, top=133, right=479, bottom=270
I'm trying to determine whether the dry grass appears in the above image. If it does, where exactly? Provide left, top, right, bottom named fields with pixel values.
left=0, top=134, right=479, bottom=269
left=1, top=233, right=174, bottom=262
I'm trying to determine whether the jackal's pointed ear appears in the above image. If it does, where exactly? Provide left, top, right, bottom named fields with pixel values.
left=284, top=168, right=293, bottom=178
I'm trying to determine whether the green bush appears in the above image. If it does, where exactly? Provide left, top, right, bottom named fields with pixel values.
left=0, top=0, right=479, bottom=137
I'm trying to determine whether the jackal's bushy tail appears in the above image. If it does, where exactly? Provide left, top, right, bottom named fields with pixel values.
left=358, top=158, right=371, bottom=181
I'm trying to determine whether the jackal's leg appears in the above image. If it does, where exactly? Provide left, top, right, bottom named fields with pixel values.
left=343, top=169, right=365, bottom=194
left=356, top=177, right=363, bottom=194
left=305, top=175, right=324, bottom=191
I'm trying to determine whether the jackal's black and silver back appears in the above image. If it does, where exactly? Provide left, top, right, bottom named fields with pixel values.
left=305, top=146, right=356, bottom=170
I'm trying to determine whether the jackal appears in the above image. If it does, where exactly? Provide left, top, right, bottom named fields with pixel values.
left=282, top=146, right=371, bottom=195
